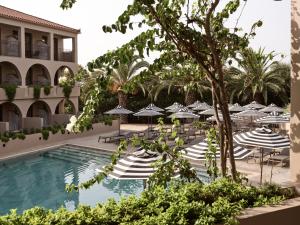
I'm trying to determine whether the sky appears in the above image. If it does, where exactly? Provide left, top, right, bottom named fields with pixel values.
left=0, top=0, right=291, bottom=66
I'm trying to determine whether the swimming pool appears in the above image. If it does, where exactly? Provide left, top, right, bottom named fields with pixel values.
left=0, top=145, right=209, bottom=215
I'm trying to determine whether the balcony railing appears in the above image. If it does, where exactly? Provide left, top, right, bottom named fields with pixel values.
left=0, top=40, right=20, bottom=57
left=54, top=48, right=74, bottom=62
left=26, top=43, right=50, bottom=60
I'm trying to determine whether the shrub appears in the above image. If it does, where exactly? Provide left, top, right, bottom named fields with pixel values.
left=43, top=85, right=51, bottom=96
left=0, top=136, right=9, bottom=143
left=2, top=84, right=17, bottom=102
left=16, top=132, right=26, bottom=140
left=41, top=129, right=49, bottom=140
left=0, top=179, right=294, bottom=225
left=62, top=85, right=73, bottom=98
left=22, top=129, right=29, bottom=135
left=33, top=85, right=41, bottom=99
left=30, top=128, right=35, bottom=134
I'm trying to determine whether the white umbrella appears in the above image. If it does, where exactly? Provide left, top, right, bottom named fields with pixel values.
left=235, top=108, right=267, bottom=118
left=199, top=108, right=221, bottom=116
left=255, top=115, right=290, bottom=124
left=229, top=103, right=246, bottom=112
left=167, top=104, right=185, bottom=113
left=187, top=100, right=202, bottom=108
left=259, top=103, right=284, bottom=113
left=244, top=101, right=265, bottom=109
left=146, top=103, right=164, bottom=112
left=193, top=102, right=211, bottom=111
left=134, top=107, right=163, bottom=134
left=233, top=127, right=290, bottom=184
left=165, top=102, right=181, bottom=110
left=105, top=105, right=134, bottom=135
left=206, top=114, right=243, bottom=122
left=183, top=140, right=252, bottom=160
left=168, top=107, right=199, bottom=119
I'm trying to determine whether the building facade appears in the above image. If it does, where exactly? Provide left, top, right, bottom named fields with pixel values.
left=0, top=5, right=80, bottom=131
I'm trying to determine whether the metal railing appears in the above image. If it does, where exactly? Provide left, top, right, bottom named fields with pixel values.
left=0, top=40, right=20, bottom=57
left=54, top=48, right=74, bottom=62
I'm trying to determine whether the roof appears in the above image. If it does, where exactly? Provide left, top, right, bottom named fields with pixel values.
left=0, top=5, right=80, bottom=34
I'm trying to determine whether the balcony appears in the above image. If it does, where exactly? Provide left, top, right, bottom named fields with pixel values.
left=0, top=39, right=20, bottom=57
left=54, top=48, right=74, bottom=62
left=26, top=41, right=50, bottom=60
left=0, top=86, right=80, bottom=101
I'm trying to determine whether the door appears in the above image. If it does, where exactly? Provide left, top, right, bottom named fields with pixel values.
left=25, top=33, right=32, bottom=58
left=54, top=38, right=58, bottom=60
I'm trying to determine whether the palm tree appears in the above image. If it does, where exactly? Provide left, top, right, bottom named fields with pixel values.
left=109, top=56, right=149, bottom=122
left=227, top=48, right=287, bottom=105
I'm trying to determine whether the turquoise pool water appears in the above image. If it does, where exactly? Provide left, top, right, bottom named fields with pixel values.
left=0, top=145, right=209, bottom=215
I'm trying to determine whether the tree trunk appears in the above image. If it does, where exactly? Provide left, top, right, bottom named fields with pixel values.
left=184, top=90, right=197, bottom=106
left=118, top=91, right=128, bottom=124
left=254, top=93, right=265, bottom=105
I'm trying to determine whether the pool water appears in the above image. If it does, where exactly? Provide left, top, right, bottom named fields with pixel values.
left=0, top=145, right=210, bottom=215
left=0, top=146, right=144, bottom=215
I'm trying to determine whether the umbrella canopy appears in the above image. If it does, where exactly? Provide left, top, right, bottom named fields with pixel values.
left=282, top=112, right=290, bottom=118
left=206, top=114, right=243, bottom=122
left=235, top=108, right=267, bottom=118
left=167, top=104, right=185, bottom=113
left=168, top=107, right=200, bottom=119
left=259, top=103, right=284, bottom=113
left=233, top=127, right=290, bottom=149
left=229, top=103, right=246, bottom=112
left=187, top=100, right=202, bottom=108
left=244, top=101, right=265, bottom=109
left=193, top=102, right=211, bottom=111
left=199, top=108, right=221, bottom=116
left=165, top=102, right=181, bottom=110
left=105, top=105, right=134, bottom=115
left=134, top=107, right=163, bottom=117
left=146, top=103, right=164, bottom=112
left=254, top=115, right=290, bottom=124
left=183, top=140, right=252, bottom=160
left=105, top=149, right=179, bottom=180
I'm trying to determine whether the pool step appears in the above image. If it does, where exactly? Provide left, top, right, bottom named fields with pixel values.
left=43, top=146, right=112, bottom=165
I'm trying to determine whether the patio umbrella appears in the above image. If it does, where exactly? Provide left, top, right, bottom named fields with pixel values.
left=259, top=103, right=284, bottom=113
left=183, top=140, right=252, bottom=160
left=134, top=107, right=163, bottom=134
left=167, top=104, right=185, bottom=113
left=146, top=103, right=164, bottom=112
left=254, top=115, right=290, bottom=124
left=187, top=100, right=202, bottom=108
left=168, top=107, right=200, bottom=119
left=206, top=114, right=243, bottom=122
left=199, top=108, right=221, bottom=116
left=233, top=127, right=290, bottom=184
left=229, top=103, right=246, bottom=112
left=165, top=102, right=181, bottom=110
left=244, top=101, right=265, bottom=109
left=235, top=108, right=267, bottom=123
left=192, top=102, right=211, bottom=111
left=105, top=105, right=133, bottom=135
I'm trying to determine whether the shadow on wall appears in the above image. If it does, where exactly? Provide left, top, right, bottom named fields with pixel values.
left=291, top=0, right=300, bottom=183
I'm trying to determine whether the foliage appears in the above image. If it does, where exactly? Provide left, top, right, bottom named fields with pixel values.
left=227, top=48, right=288, bottom=105
left=2, top=84, right=17, bottom=102
left=33, top=85, right=41, bottom=99
left=62, top=85, right=72, bottom=99
left=43, top=85, right=51, bottom=96
left=41, top=129, right=50, bottom=140
left=205, top=128, right=219, bottom=181
left=1, top=178, right=294, bottom=225
left=93, top=114, right=114, bottom=126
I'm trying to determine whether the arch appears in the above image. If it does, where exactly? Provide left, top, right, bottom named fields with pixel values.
left=0, top=102, right=22, bottom=130
left=55, top=99, right=75, bottom=114
left=26, top=101, right=51, bottom=127
left=26, top=64, right=51, bottom=86
left=0, top=61, right=22, bottom=86
left=54, top=66, right=74, bottom=86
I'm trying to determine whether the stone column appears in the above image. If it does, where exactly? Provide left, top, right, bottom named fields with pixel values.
left=50, top=32, right=54, bottom=61
left=20, top=26, right=25, bottom=59
left=291, top=0, right=300, bottom=183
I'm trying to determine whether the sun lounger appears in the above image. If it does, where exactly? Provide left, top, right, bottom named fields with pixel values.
left=98, top=131, right=132, bottom=143
left=267, top=149, right=289, bottom=167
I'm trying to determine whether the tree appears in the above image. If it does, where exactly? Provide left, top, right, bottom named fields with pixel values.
left=62, top=0, right=262, bottom=180
left=109, top=56, right=149, bottom=123
left=228, top=48, right=288, bottom=105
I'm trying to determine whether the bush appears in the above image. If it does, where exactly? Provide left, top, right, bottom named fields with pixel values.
left=33, top=85, right=41, bottom=99
left=41, top=129, right=49, bottom=140
left=43, top=85, right=51, bottom=96
left=0, top=136, right=9, bottom=143
left=2, top=84, right=17, bottom=102
left=16, top=132, right=26, bottom=140
left=62, top=85, right=73, bottom=98
left=0, top=179, right=294, bottom=225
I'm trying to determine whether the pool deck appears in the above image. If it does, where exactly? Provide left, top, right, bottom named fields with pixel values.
left=0, top=123, right=293, bottom=187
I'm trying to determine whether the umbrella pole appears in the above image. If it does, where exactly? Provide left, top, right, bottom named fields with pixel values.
left=143, top=179, right=147, bottom=189
left=260, top=148, right=264, bottom=185
left=119, top=115, right=121, bottom=136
